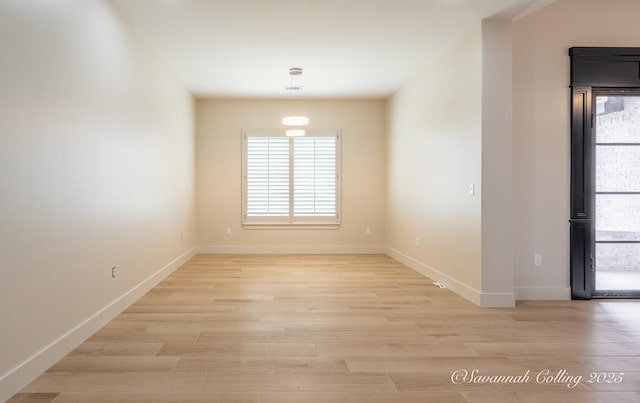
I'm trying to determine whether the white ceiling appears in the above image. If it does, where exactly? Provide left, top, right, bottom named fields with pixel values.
left=111, top=0, right=541, bottom=98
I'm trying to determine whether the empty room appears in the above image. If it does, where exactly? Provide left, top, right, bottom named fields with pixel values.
left=2, top=0, right=640, bottom=402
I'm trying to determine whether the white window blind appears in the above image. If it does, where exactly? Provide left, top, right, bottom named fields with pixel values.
left=246, top=136, right=290, bottom=217
left=294, top=137, right=337, bottom=216
left=243, top=131, right=340, bottom=225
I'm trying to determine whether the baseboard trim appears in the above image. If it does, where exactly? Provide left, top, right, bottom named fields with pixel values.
left=0, top=247, right=196, bottom=402
left=479, top=292, right=517, bottom=308
left=514, top=286, right=571, bottom=300
left=196, top=245, right=387, bottom=254
left=385, top=247, right=515, bottom=308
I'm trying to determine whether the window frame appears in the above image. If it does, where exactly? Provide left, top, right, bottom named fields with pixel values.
left=241, top=129, right=342, bottom=227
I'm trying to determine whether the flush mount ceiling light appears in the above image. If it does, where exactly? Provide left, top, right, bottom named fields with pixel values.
left=283, top=67, right=309, bottom=136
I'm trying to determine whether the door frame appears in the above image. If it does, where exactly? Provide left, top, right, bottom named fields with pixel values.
left=569, top=47, right=640, bottom=299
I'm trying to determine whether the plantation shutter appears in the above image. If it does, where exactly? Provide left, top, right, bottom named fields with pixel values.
left=243, top=131, right=340, bottom=225
left=245, top=136, right=290, bottom=217
left=293, top=136, right=337, bottom=217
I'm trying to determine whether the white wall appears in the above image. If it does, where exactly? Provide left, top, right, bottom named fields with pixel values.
left=386, top=26, right=485, bottom=304
left=512, top=0, right=640, bottom=299
left=196, top=99, right=386, bottom=252
left=0, top=1, right=195, bottom=398
left=481, top=19, right=515, bottom=306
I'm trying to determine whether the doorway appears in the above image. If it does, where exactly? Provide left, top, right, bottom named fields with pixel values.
left=569, top=47, right=640, bottom=299
left=593, top=91, right=640, bottom=297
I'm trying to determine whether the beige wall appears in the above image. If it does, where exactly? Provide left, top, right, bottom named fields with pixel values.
left=0, top=0, right=195, bottom=397
left=196, top=99, right=386, bottom=252
left=386, top=26, right=484, bottom=303
left=481, top=19, right=515, bottom=305
left=513, top=0, right=640, bottom=298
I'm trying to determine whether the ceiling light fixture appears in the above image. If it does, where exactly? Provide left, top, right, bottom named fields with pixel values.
left=285, top=129, right=306, bottom=137
left=286, top=67, right=303, bottom=91
left=283, top=67, right=309, bottom=137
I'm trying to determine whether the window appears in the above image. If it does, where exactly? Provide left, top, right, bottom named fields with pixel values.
left=242, top=130, right=341, bottom=225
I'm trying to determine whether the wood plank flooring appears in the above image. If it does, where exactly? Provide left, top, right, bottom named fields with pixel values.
left=8, top=254, right=640, bottom=402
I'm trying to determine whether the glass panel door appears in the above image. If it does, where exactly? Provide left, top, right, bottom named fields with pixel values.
left=594, top=94, right=640, bottom=296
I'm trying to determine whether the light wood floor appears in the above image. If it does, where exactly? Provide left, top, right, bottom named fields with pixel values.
left=9, top=254, right=640, bottom=402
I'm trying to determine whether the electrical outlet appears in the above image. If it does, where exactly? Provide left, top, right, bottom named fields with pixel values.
left=225, top=227, right=232, bottom=235
left=468, top=184, right=475, bottom=196
left=180, top=232, right=184, bottom=242
left=534, top=254, right=542, bottom=267
left=415, top=237, right=420, bottom=248
left=111, top=266, right=117, bottom=278
left=365, top=227, right=371, bottom=235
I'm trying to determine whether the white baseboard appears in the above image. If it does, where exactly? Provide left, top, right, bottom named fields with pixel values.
left=196, top=245, right=387, bottom=254
left=0, top=247, right=196, bottom=402
left=514, top=286, right=571, bottom=300
left=385, top=247, right=515, bottom=308
left=479, top=292, right=517, bottom=308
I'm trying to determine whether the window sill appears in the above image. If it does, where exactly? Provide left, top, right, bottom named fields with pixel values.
left=242, top=222, right=340, bottom=230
